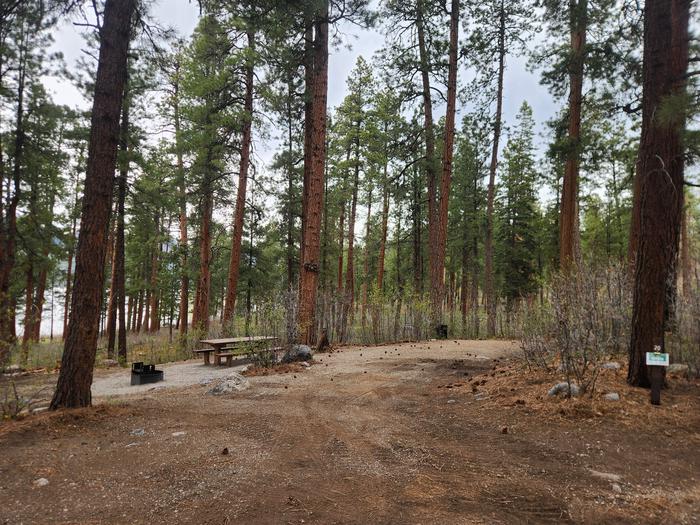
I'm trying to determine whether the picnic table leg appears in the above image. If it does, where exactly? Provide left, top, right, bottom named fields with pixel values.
left=204, top=352, right=211, bottom=366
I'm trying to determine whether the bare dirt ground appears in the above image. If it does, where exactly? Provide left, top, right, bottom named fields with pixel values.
left=1, top=339, right=699, bottom=525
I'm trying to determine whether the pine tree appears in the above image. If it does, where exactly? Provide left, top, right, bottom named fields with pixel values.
left=51, top=0, right=136, bottom=409
left=467, top=0, right=533, bottom=336
left=182, top=13, right=241, bottom=333
left=627, top=0, right=690, bottom=388
left=494, top=102, right=540, bottom=309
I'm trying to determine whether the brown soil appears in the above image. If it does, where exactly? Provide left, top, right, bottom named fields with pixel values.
left=1, top=339, right=698, bottom=525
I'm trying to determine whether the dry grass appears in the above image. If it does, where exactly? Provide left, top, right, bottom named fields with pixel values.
left=471, top=355, right=700, bottom=433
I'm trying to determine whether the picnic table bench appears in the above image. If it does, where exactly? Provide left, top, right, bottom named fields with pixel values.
left=195, top=336, right=280, bottom=366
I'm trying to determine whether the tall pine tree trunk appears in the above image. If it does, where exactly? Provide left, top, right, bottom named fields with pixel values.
left=416, top=0, right=438, bottom=325
left=192, top=151, right=214, bottom=333
left=628, top=0, right=689, bottom=387
left=432, top=0, right=459, bottom=331
left=223, top=30, right=255, bottom=327
left=299, top=13, right=314, bottom=272
left=559, top=0, right=587, bottom=270
left=298, top=1, right=328, bottom=346
left=484, top=0, right=505, bottom=337
left=51, top=0, right=135, bottom=409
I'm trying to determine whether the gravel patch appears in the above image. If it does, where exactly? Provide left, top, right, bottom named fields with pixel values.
left=92, top=360, right=248, bottom=398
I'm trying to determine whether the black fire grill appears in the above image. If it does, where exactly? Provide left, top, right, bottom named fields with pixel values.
left=130, top=362, right=164, bottom=385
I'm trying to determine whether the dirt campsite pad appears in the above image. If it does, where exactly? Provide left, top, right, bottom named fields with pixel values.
left=1, top=339, right=699, bottom=524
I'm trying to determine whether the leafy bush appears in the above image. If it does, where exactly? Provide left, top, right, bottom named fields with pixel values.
left=521, top=263, right=632, bottom=395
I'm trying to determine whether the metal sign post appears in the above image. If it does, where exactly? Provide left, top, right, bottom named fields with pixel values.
left=646, top=345, right=669, bottom=405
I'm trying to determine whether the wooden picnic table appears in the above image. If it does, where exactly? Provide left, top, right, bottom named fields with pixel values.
left=195, top=336, right=279, bottom=366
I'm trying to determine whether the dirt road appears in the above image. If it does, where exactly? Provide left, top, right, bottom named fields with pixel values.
left=1, top=339, right=698, bottom=524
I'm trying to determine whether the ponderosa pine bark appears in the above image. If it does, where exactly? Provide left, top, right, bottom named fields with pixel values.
left=298, top=1, right=328, bottom=346
left=299, top=13, right=314, bottom=272
left=416, top=0, right=439, bottom=328
left=192, top=147, right=214, bottom=333
left=484, top=0, right=505, bottom=337
left=627, top=0, right=689, bottom=388
left=432, top=0, right=459, bottom=332
left=223, top=29, right=255, bottom=327
left=559, top=0, right=587, bottom=270
left=50, top=0, right=135, bottom=409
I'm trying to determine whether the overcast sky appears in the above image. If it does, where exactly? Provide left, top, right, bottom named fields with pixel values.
left=47, top=1, right=558, bottom=158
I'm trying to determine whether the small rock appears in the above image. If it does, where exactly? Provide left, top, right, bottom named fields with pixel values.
left=300, top=362, right=310, bottom=368
left=589, top=469, right=622, bottom=482
left=33, top=478, right=49, bottom=488
left=125, top=442, right=139, bottom=448
left=601, top=362, right=621, bottom=370
left=501, top=427, right=508, bottom=434
left=611, top=483, right=622, bottom=494
left=198, top=376, right=215, bottom=386
left=447, top=399, right=456, bottom=404
left=172, top=431, right=186, bottom=437
left=222, top=447, right=229, bottom=455
left=206, top=373, right=249, bottom=395
left=604, top=392, right=620, bottom=401
left=547, top=382, right=580, bottom=397
left=130, top=428, right=145, bottom=436
left=282, top=345, right=313, bottom=363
